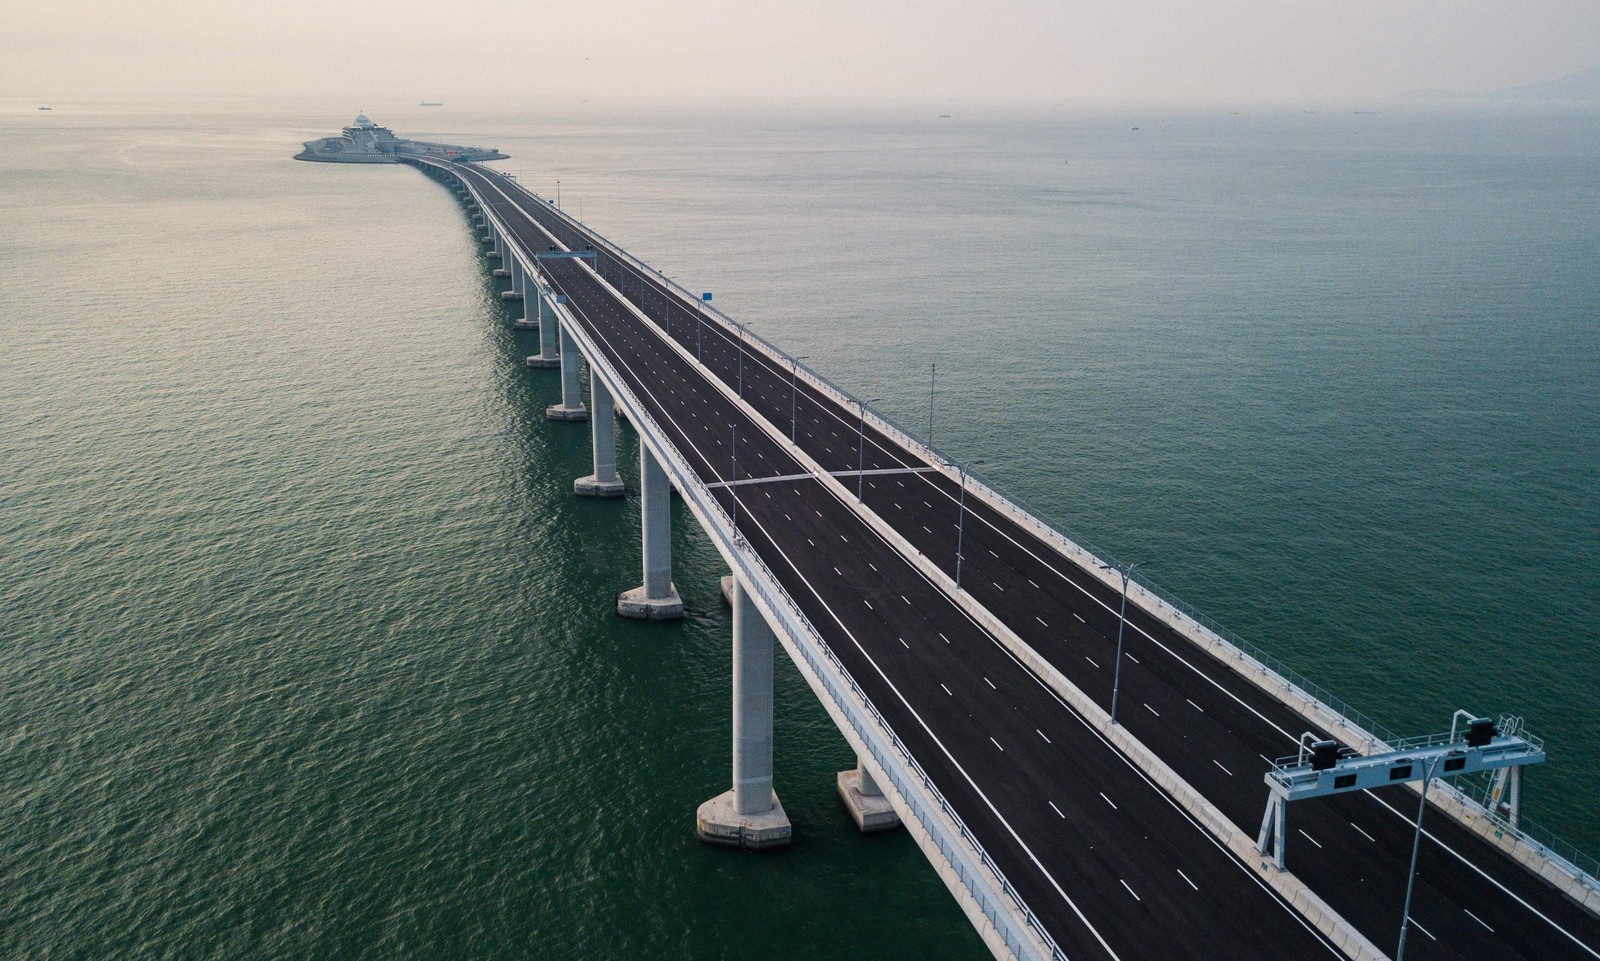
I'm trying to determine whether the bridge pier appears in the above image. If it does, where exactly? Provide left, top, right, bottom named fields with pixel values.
left=492, top=234, right=510, bottom=275
left=545, top=321, right=588, bottom=421
left=502, top=256, right=524, bottom=300
left=575, top=376, right=624, bottom=497
left=838, top=755, right=900, bottom=832
left=511, top=268, right=538, bottom=328
left=529, top=291, right=562, bottom=365
left=697, top=578, right=791, bottom=850
left=616, top=446, right=684, bottom=619
left=525, top=290, right=560, bottom=363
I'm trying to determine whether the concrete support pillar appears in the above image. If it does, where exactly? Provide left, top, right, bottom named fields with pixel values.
left=506, top=257, right=526, bottom=299
left=838, top=754, right=900, bottom=832
left=525, top=290, right=560, bottom=364
left=575, top=375, right=624, bottom=497
left=492, top=234, right=510, bottom=275
left=616, top=446, right=684, bottom=619
left=696, top=579, right=791, bottom=849
left=545, top=319, right=588, bottom=422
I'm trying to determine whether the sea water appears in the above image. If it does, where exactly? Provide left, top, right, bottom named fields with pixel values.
left=2, top=97, right=1596, bottom=959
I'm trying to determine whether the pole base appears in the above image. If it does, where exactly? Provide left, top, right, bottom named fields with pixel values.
left=616, top=584, right=684, bottom=620
left=501, top=290, right=524, bottom=301
left=526, top=354, right=560, bottom=368
left=493, top=267, right=510, bottom=277
left=512, top=319, right=539, bottom=330
left=837, top=770, right=901, bottom=833
left=545, top=403, right=589, bottom=422
left=487, top=251, right=502, bottom=261
left=574, top=474, right=625, bottom=498
left=696, top=789, right=792, bottom=850
left=719, top=575, right=735, bottom=607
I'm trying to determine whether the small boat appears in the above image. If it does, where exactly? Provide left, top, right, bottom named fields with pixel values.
left=938, top=114, right=952, bottom=118
left=420, top=101, right=443, bottom=106
left=37, top=106, right=52, bottom=111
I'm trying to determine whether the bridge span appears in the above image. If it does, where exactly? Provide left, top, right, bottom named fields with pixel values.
left=407, top=156, right=1600, bottom=961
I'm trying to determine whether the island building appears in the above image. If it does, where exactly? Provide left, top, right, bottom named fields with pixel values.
left=295, top=115, right=508, bottom=164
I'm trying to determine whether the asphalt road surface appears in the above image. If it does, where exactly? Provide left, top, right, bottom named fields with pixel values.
left=427, top=159, right=1600, bottom=961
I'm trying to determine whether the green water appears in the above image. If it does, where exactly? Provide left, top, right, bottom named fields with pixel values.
left=2, top=98, right=1596, bottom=958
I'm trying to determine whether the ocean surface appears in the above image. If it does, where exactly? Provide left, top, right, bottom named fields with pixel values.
left=2, top=97, right=1597, bottom=959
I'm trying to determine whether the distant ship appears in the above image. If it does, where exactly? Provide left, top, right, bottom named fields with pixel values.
left=420, top=101, right=443, bottom=106
left=37, top=106, right=52, bottom=111
left=295, top=114, right=507, bottom=164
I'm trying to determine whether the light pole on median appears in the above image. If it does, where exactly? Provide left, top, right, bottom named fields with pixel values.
left=736, top=322, right=755, bottom=398
left=1396, top=754, right=1442, bottom=961
left=1098, top=560, right=1148, bottom=726
left=663, top=275, right=676, bottom=337
left=696, top=293, right=712, bottom=363
left=731, top=423, right=740, bottom=538
left=856, top=397, right=883, bottom=501
left=928, top=361, right=936, bottom=449
left=789, top=355, right=810, bottom=443
left=953, top=457, right=986, bottom=589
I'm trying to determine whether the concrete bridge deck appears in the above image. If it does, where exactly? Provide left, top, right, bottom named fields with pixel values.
left=413, top=156, right=1600, bottom=961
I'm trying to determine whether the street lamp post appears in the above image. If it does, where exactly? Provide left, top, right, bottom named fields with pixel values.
left=953, top=458, right=986, bottom=589
left=731, top=424, right=739, bottom=537
left=736, top=322, right=749, bottom=397
left=856, top=397, right=883, bottom=500
left=696, top=293, right=711, bottom=363
left=928, top=361, right=937, bottom=448
left=1098, top=560, right=1147, bottom=726
left=662, top=275, right=675, bottom=337
left=1396, top=755, right=1442, bottom=961
left=789, top=355, right=810, bottom=443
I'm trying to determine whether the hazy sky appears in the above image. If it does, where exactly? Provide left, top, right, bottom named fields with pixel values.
left=6, top=0, right=1599, bottom=102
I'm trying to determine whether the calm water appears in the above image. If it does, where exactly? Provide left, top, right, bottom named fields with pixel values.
left=2, top=98, right=1597, bottom=959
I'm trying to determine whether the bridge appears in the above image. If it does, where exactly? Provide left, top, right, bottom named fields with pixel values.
left=405, top=156, right=1600, bottom=960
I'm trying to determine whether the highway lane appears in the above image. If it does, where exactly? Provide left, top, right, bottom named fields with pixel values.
left=649, top=294, right=1600, bottom=961
left=487, top=178, right=1600, bottom=961
left=674, top=321, right=1600, bottom=961
left=447, top=161, right=1600, bottom=959
left=440, top=161, right=1346, bottom=959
